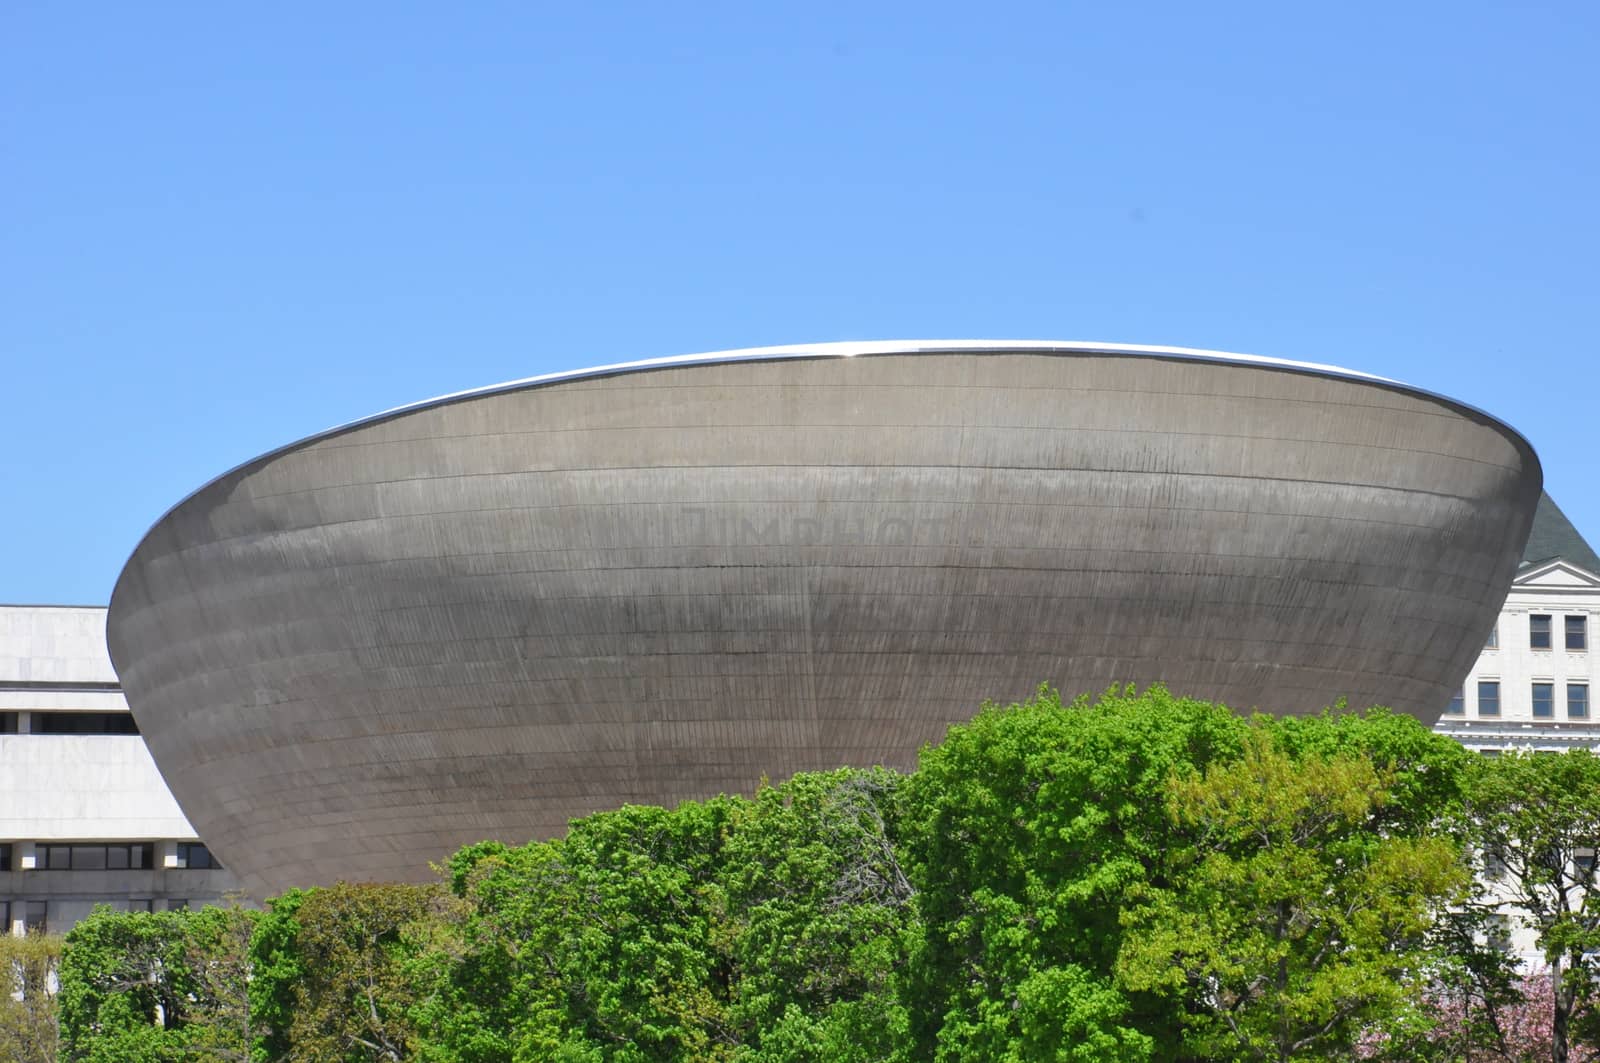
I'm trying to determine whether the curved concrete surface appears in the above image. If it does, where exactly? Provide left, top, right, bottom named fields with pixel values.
left=107, top=342, right=1542, bottom=895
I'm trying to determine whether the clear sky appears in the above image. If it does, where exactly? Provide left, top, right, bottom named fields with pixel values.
left=3, top=2, right=1596, bottom=605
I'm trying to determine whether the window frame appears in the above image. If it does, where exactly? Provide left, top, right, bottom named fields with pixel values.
left=1572, top=682, right=1591, bottom=720
left=1486, top=911, right=1512, bottom=951
left=1532, top=614, right=1553, bottom=650
left=1533, top=681, right=1555, bottom=718
left=1568, top=615, right=1589, bottom=652
left=27, top=711, right=139, bottom=735
left=175, top=842, right=220, bottom=870
left=1478, top=680, right=1502, bottom=717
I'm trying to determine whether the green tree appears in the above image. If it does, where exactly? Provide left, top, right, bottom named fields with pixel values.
left=1116, top=730, right=1467, bottom=1061
left=894, top=685, right=1255, bottom=1061
left=441, top=798, right=745, bottom=1061
left=58, top=907, right=197, bottom=1062
left=180, top=903, right=261, bottom=1062
left=56, top=904, right=261, bottom=1063
left=716, top=768, right=912, bottom=1061
left=1467, top=749, right=1600, bottom=1063
left=51, top=688, right=1502, bottom=1061
left=1269, top=704, right=1478, bottom=840
left=249, top=882, right=455, bottom=1062
left=432, top=770, right=916, bottom=1063
left=0, top=932, right=62, bottom=1063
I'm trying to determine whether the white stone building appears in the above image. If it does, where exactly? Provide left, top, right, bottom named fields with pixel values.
left=1434, top=492, right=1600, bottom=755
left=1432, top=491, right=1600, bottom=969
left=1, top=604, right=238, bottom=935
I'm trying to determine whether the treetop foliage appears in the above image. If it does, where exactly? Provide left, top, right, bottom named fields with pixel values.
left=44, top=685, right=1600, bottom=1062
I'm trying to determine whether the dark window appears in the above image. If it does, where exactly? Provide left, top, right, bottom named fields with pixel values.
left=29, top=712, right=139, bottom=735
left=1532, top=615, right=1553, bottom=649
left=37, top=842, right=156, bottom=870
left=107, top=844, right=153, bottom=870
left=1487, top=912, right=1511, bottom=951
left=176, top=843, right=220, bottom=870
left=0, top=711, right=16, bottom=733
left=1568, top=616, right=1589, bottom=651
left=1579, top=850, right=1597, bottom=875
left=24, top=901, right=47, bottom=933
left=1446, top=688, right=1464, bottom=714
left=1572, top=683, right=1591, bottom=719
left=0, top=901, right=7, bottom=928
left=1479, top=681, right=1501, bottom=716
left=1486, top=624, right=1499, bottom=649
left=1534, top=682, right=1555, bottom=718
left=167, top=898, right=189, bottom=912
left=0, top=843, right=10, bottom=871
left=128, top=899, right=155, bottom=913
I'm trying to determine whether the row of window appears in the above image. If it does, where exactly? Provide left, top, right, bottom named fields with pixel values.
left=1537, top=614, right=1586, bottom=651
left=37, top=843, right=156, bottom=870
left=0, top=842, right=220, bottom=872
left=0, top=711, right=140, bottom=735
left=1483, top=850, right=1597, bottom=882
left=1488, top=614, right=1590, bottom=652
left=1445, top=681, right=1590, bottom=718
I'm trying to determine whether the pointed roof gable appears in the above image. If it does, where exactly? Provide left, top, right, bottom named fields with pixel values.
left=1515, top=558, right=1600, bottom=590
left=1522, top=491, right=1600, bottom=574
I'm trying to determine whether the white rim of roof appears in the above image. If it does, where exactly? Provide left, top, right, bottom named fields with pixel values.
left=118, top=340, right=1540, bottom=576
left=345, top=339, right=1402, bottom=428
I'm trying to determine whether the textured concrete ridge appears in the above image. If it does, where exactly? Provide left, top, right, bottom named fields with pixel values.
left=106, top=345, right=1543, bottom=895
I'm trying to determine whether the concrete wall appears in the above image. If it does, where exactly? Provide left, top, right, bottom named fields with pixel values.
left=0, top=735, right=197, bottom=839
left=0, top=605, right=119, bottom=685
left=1, top=605, right=240, bottom=933
left=107, top=344, right=1543, bottom=896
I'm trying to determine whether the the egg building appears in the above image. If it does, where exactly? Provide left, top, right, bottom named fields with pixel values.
left=106, top=342, right=1542, bottom=896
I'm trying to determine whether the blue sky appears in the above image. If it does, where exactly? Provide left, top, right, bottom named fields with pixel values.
left=3, top=2, right=1596, bottom=604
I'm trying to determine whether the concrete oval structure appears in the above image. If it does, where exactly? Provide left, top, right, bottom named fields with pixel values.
left=108, top=341, right=1541, bottom=896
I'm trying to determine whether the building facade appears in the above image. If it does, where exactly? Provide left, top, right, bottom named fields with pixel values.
left=1434, top=493, right=1600, bottom=755
left=1432, top=492, right=1600, bottom=969
left=1, top=604, right=239, bottom=934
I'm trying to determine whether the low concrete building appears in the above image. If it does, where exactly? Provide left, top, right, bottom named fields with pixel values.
left=1, top=604, right=239, bottom=934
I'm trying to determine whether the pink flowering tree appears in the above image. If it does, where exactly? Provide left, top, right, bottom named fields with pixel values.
left=1401, top=971, right=1600, bottom=1062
